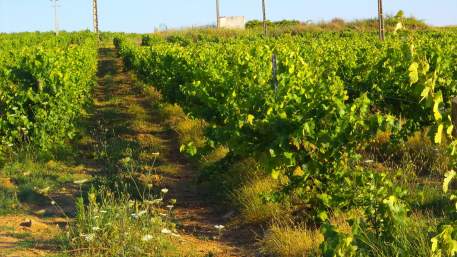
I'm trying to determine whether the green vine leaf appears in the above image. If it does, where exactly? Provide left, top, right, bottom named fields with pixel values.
left=443, top=170, right=456, bottom=193
left=435, top=124, right=444, bottom=144
left=408, top=62, right=419, bottom=85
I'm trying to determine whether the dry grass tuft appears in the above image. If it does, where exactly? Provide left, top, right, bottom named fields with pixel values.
left=144, top=86, right=163, bottom=103
left=173, top=119, right=206, bottom=148
left=365, top=130, right=449, bottom=178
left=233, top=176, right=287, bottom=224
left=201, top=146, right=230, bottom=167
left=402, top=131, right=449, bottom=177
left=161, top=104, right=187, bottom=127
left=261, top=222, right=322, bottom=257
left=127, top=103, right=147, bottom=117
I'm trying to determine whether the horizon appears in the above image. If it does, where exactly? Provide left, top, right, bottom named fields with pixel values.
left=1, top=0, right=456, bottom=33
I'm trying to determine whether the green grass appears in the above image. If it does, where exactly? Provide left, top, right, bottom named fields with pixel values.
left=0, top=160, right=89, bottom=211
left=261, top=222, right=322, bottom=257
left=353, top=214, right=435, bottom=257
left=0, top=160, right=89, bottom=215
left=233, top=176, right=288, bottom=224
left=0, top=186, right=19, bottom=215
left=407, top=182, right=451, bottom=217
left=68, top=187, right=178, bottom=257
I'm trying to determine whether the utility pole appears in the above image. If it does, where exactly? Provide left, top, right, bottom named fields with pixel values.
left=378, top=0, right=385, bottom=40
left=50, top=0, right=59, bottom=35
left=216, top=0, right=220, bottom=28
left=262, top=0, right=267, bottom=36
left=92, top=0, right=99, bottom=34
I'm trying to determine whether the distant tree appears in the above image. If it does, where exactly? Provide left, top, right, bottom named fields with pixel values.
left=395, top=10, right=405, bottom=19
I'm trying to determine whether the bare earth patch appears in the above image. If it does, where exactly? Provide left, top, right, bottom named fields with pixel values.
left=0, top=215, right=60, bottom=257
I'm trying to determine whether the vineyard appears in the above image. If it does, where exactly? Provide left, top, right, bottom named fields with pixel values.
left=1, top=27, right=457, bottom=256
left=0, top=32, right=98, bottom=156
left=115, top=30, right=457, bottom=256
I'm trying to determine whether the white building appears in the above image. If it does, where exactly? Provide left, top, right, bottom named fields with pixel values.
left=219, top=16, right=246, bottom=29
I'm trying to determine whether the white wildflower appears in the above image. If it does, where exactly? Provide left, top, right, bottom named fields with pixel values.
left=142, top=234, right=154, bottom=241
left=81, top=233, right=95, bottom=242
left=161, top=228, right=171, bottom=234
left=161, top=188, right=169, bottom=194
left=214, top=225, right=225, bottom=230
left=87, top=234, right=95, bottom=241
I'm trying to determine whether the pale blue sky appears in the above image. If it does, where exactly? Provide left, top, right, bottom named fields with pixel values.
left=0, top=0, right=456, bottom=33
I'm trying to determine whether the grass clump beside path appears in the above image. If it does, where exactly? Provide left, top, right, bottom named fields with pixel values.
left=69, top=187, right=177, bottom=257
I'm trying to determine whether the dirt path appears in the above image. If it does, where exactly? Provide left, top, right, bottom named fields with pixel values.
left=91, top=48, right=255, bottom=256
left=0, top=47, right=255, bottom=257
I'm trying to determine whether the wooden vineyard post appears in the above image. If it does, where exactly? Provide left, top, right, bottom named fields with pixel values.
left=272, top=54, right=278, bottom=92
left=93, top=0, right=99, bottom=34
left=216, top=0, right=221, bottom=28
left=262, top=0, right=267, bottom=36
left=452, top=97, right=457, bottom=137
left=378, top=0, right=385, bottom=41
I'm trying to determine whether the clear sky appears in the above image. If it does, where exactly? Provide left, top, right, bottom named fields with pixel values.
left=0, top=0, right=456, bottom=33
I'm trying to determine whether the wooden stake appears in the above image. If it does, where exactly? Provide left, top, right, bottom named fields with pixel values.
left=93, top=0, right=99, bottom=34
left=378, top=0, right=385, bottom=41
left=272, top=54, right=278, bottom=92
left=262, top=0, right=267, bottom=36
left=451, top=97, right=457, bottom=137
left=216, top=0, right=221, bottom=28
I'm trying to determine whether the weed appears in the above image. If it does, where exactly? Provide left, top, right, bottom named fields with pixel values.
left=353, top=213, right=434, bottom=257
left=161, top=104, right=187, bottom=127
left=0, top=160, right=88, bottom=214
left=144, top=86, right=163, bottom=103
left=0, top=186, right=19, bottom=215
left=233, top=176, right=287, bottom=224
left=68, top=187, right=178, bottom=257
left=200, top=146, right=229, bottom=167
left=364, top=131, right=449, bottom=178
left=261, top=222, right=322, bottom=257
left=174, top=118, right=207, bottom=148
